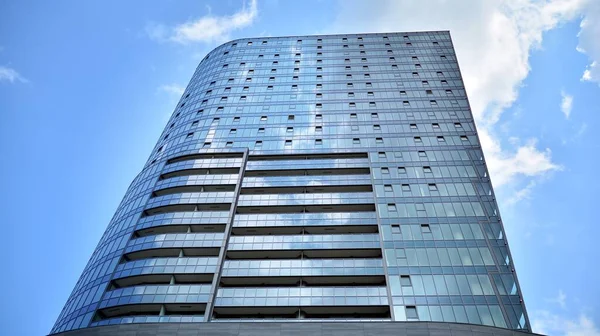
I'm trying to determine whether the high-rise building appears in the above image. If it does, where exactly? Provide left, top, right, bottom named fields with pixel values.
left=51, top=31, right=538, bottom=336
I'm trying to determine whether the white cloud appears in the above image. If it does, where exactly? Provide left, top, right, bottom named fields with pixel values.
left=148, top=0, right=258, bottom=44
left=533, top=311, right=600, bottom=336
left=561, top=90, right=574, bottom=119
left=0, top=65, right=28, bottom=83
left=158, top=84, right=185, bottom=96
left=330, top=0, right=576, bottom=194
left=547, top=290, right=568, bottom=309
left=577, top=2, right=600, bottom=84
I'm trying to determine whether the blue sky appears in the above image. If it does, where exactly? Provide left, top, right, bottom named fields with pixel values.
left=1, top=1, right=599, bottom=335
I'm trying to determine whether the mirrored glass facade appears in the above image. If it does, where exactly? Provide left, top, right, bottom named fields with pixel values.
left=51, top=31, right=532, bottom=334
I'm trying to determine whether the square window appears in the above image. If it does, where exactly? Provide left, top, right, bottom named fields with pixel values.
left=415, top=64, right=421, bottom=68
left=414, top=136, right=422, bottom=143
left=432, top=123, right=440, bottom=128
left=367, top=92, right=374, bottom=97
left=230, top=129, right=237, bottom=134
left=428, top=184, right=438, bottom=191
left=192, top=120, right=199, bottom=127
left=348, top=92, right=355, bottom=98
left=384, top=185, right=393, bottom=192
left=316, top=84, right=323, bottom=89
left=260, top=116, right=268, bottom=121
left=410, top=124, right=417, bottom=129
left=455, top=123, right=463, bottom=128
left=186, top=132, right=193, bottom=138
left=361, top=58, right=367, bottom=62
left=351, top=125, right=359, bottom=131
left=373, top=125, right=381, bottom=130
left=292, top=85, right=298, bottom=90
left=347, top=83, right=354, bottom=88
left=369, top=102, right=376, bottom=107
left=376, top=137, right=384, bottom=144
left=316, top=103, right=322, bottom=108
left=315, top=139, right=322, bottom=145
left=412, top=72, right=419, bottom=77
left=366, top=82, right=372, bottom=87
left=371, top=113, right=378, bottom=118
left=437, top=136, right=445, bottom=142
left=225, top=141, right=233, bottom=147
left=353, top=138, right=361, bottom=144
left=400, top=275, right=412, bottom=286
left=381, top=167, right=390, bottom=174
left=402, top=184, right=411, bottom=191
left=430, top=100, right=438, bottom=106
left=441, top=80, right=448, bottom=85
left=315, top=126, right=322, bottom=132
left=203, top=142, right=211, bottom=148
left=422, top=81, right=429, bottom=86
left=461, top=136, right=469, bottom=141
left=255, top=141, right=262, bottom=147
left=403, top=101, right=410, bottom=106
left=364, top=74, right=371, bottom=78
left=423, top=166, right=432, bottom=173
left=316, top=93, right=322, bottom=98
left=285, top=140, right=292, bottom=146
left=418, top=151, right=427, bottom=157
left=288, top=115, right=295, bottom=120
left=286, top=127, right=294, bottom=133
left=437, top=71, right=444, bottom=76
left=398, top=167, right=406, bottom=174
left=316, top=114, right=322, bottom=120
left=378, top=152, right=386, bottom=158
left=387, top=203, right=397, bottom=211
left=350, top=113, right=357, bottom=118
left=258, top=128, right=265, bottom=133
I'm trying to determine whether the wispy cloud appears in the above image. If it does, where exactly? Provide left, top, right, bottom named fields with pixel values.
left=147, top=0, right=258, bottom=44
left=158, top=84, right=185, bottom=96
left=561, top=90, right=573, bottom=119
left=546, top=290, right=568, bottom=309
left=0, top=65, right=28, bottom=83
left=577, top=2, right=600, bottom=85
left=532, top=310, right=600, bottom=336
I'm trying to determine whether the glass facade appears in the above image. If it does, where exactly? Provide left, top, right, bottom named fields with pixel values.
left=50, top=31, right=531, bottom=334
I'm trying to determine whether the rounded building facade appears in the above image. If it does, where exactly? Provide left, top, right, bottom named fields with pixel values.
left=50, top=32, right=535, bottom=335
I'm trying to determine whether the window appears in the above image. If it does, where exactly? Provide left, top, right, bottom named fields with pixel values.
left=364, top=73, right=371, bottom=78
left=369, top=102, right=376, bottom=107
left=361, top=58, right=367, bottom=62
left=437, top=71, right=444, bottom=76
left=410, top=124, right=417, bottom=129
left=432, top=123, right=440, bottom=129
left=398, top=167, right=406, bottom=174
left=347, top=83, right=354, bottom=88
left=461, top=135, right=469, bottom=141
left=455, top=123, right=463, bottom=128
left=317, top=38, right=322, bottom=43
left=367, top=91, right=374, bottom=97
left=433, top=41, right=439, bottom=45
left=239, top=62, right=246, bottom=66
left=258, top=128, right=265, bottom=133
left=401, top=184, right=411, bottom=191
left=316, top=103, right=322, bottom=108
left=373, top=125, right=381, bottom=130
left=197, top=109, right=204, bottom=115
left=392, top=65, right=398, bottom=69
left=255, top=141, right=263, bottom=148
left=267, top=85, right=273, bottom=90
left=343, top=44, right=349, bottom=48
left=316, top=114, right=322, bottom=120
left=243, top=86, right=249, bottom=91
left=192, top=120, right=199, bottom=127
left=366, top=82, right=372, bottom=88
left=316, top=83, right=322, bottom=89
left=272, top=77, right=278, bottom=81
left=287, top=115, right=295, bottom=121
left=400, top=90, right=407, bottom=96
left=245, top=77, right=252, bottom=82
left=412, top=72, right=419, bottom=77
left=260, top=116, right=268, bottom=121
left=403, top=101, right=410, bottom=106
left=422, top=81, right=429, bottom=86
left=186, top=132, right=193, bottom=138
left=430, top=100, right=438, bottom=106
left=400, top=275, right=412, bottom=286
left=348, top=92, right=355, bottom=98
left=418, top=151, right=427, bottom=157
left=271, top=68, right=277, bottom=73
left=420, top=224, right=432, bottom=234
left=316, top=93, right=322, bottom=99
left=441, top=80, right=448, bottom=85
left=315, top=126, right=322, bottom=132
left=353, top=138, right=361, bottom=144
left=210, top=118, right=218, bottom=125
left=292, top=85, right=298, bottom=90
left=384, top=185, right=393, bottom=192
left=446, top=89, right=453, bottom=95
left=274, top=53, right=279, bottom=57
left=247, top=41, right=252, bottom=46
left=316, top=67, right=322, bottom=72
left=315, top=139, right=322, bottom=145
left=350, top=113, right=357, bottom=118
left=414, top=136, right=422, bottom=143
left=285, top=140, right=292, bottom=147
left=230, top=129, right=237, bottom=134
left=346, top=74, right=352, bottom=78
left=389, top=57, right=395, bottom=61
left=228, top=78, right=234, bottom=83
left=226, top=141, right=233, bottom=147
left=387, top=204, right=397, bottom=211
left=423, top=166, right=432, bottom=173
left=239, top=96, right=246, bottom=101
left=371, top=113, right=379, bottom=119
left=378, top=152, right=386, bottom=158
left=406, top=42, right=412, bottom=46
left=342, top=37, right=348, bottom=41
left=415, top=64, right=421, bottom=69
left=381, top=167, right=390, bottom=174
left=428, top=184, right=438, bottom=191
left=376, top=137, right=384, bottom=144
left=345, top=58, right=350, bottom=63
left=203, top=142, right=211, bottom=148
left=437, top=136, right=445, bottom=142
